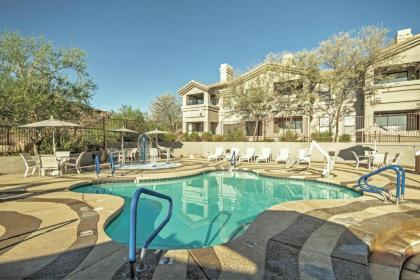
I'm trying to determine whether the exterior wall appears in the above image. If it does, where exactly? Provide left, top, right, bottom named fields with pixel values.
left=174, top=141, right=419, bottom=167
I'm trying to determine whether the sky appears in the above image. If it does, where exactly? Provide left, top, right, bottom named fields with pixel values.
left=1, top=0, right=420, bottom=112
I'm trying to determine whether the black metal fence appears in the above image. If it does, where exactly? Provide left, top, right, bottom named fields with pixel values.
left=0, top=117, right=150, bottom=155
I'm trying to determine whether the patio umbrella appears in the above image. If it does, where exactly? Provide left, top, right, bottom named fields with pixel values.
left=356, top=124, right=388, bottom=151
left=19, top=116, right=81, bottom=154
left=145, top=129, right=169, bottom=148
left=112, top=126, right=138, bottom=149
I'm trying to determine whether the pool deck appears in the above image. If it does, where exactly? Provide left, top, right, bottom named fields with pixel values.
left=1, top=159, right=420, bottom=280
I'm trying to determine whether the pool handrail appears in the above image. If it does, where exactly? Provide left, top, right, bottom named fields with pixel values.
left=357, top=165, right=405, bottom=204
left=230, top=150, right=236, bottom=167
left=108, top=153, right=115, bottom=176
left=129, top=188, right=173, bottom=279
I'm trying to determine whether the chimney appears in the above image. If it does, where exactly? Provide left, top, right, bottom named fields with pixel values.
left=220, top=63, right=234, bottom=82
left=396, top=28, right=413, bottom=43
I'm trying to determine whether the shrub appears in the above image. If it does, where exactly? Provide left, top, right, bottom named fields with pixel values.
left=339, top=134, right=352, bottom=142
left=163, top=133, right=176, bottom=142
left=189, top=132, right=201, bottom=141
left=224, top=128, right=245, bottom=142
left=280, top=130, right=299, bottom=141
left=311, top=131, right=333, bottom=142
left=212, top=135, right=224, bottom=142
left=201, top=132, right=213, bottom=141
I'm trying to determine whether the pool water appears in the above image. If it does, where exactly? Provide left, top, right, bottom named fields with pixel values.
left=73, top=171, right=360, bottom=249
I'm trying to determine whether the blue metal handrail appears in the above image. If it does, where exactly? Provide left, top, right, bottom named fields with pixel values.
left=129, top=188, right=173, bottom=279
left=357, top=165, right=405, bottom=204
left=108, top=153, right=115, bottom=176
left=95, top=154, right=100, bottom=177
left=230, top=150, right=236, bottom=167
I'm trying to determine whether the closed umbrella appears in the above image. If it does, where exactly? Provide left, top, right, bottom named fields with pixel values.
left=19, top=116, right=81, bottom=154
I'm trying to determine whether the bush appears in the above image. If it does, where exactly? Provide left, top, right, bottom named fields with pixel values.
left=201, top=132, right=213, bottom=141
left=339, top=134, right=352, bottom=142
left=311, top=131, right=333, bottom=142
left=224, top=128, right=245, bottom=142
left=212, top=135, right=224, bottom=142
left=280, top=130, right=299, bottom=141
left=189, top=132, right=201, bottom=141
left=163, top=133, right=177, bottom=142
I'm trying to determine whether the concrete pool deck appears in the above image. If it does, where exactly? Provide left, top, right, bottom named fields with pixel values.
left=1, top=159, right=420, bottom=279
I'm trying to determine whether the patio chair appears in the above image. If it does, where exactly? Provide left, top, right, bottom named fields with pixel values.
left=239, top=148, right=255, bottom=163
left=208, top=147, right=224, bottom=161
left=20, top=153, right=39, bottom=177
left=372, top=153, right=387, bottom=169
left=150, top=148, right=158, bottom=162
left=225, top=147, right=240, bottom=161
left=64, top=152, right=86, bottom=174
left=275, top=148, right=290, bottom=164
left=126, top=148, right=137, bottom=162
left=297, top=148, right=311, bottom=165
left=40, top=155, right=59, bottom=176
left=256, top=148, right=271, bottom=163
left=351, top=151, right=369, bottom=169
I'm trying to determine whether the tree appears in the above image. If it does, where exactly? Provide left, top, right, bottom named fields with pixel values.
left=0, top=32, right=96, bottom=153
left=149, top=93, right=182, bottom=133
left=229, top=73, right=277, bottom=140
left=111, top=104, right=147, bottom=132
left=317, top=26, right=390, bottom=141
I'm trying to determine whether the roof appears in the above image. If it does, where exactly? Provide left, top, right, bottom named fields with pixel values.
left=177, top=80, right=209, bottom=95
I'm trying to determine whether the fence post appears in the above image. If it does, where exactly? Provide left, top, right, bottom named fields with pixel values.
left=102, top=117, right=106, bottom=149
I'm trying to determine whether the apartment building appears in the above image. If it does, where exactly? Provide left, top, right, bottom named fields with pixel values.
left=178, top=29, right=420, bottom=141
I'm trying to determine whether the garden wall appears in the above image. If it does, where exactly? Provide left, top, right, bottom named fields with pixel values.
left=174, top=141, right=419, bottom=168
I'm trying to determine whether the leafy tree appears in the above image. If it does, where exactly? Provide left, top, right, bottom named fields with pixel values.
left=0, top=32, right=96, bottom=153
left=229, top=73, right=277, bottom=140
left=110, top=104, right=147, bottom=132
left=149, top=93, right=182, bottom=133
left=317, top=26, right=390, bottom=141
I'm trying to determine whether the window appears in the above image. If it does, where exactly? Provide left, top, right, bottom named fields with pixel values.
left=273, top=117, right=303, bottom=132
left=210, top=93, right=219, bottom=106
left=187, top=94, right=204, bottom=105
left=210, top=122, right=218, bottom=134
left=187, top=122, right=204, bottom=132
left=343, top=116, right=355, bottom=134
left=319, top=90, right=331, bottom=102
left=374, top=114, right=407, bottom=131
left=319, top=117, right=330, bottom=133
left=375, top=71, right=408, bottom=84
left=223, top=97, right=233, bottom=110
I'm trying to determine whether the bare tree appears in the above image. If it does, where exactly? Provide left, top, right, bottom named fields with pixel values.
left=318, top=25, right=390, bottom=141
left=149, top=93, right=182, bottom=133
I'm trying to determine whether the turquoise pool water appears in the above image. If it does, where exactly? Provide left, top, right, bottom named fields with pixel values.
left=73, top=171, right=360, bottom=249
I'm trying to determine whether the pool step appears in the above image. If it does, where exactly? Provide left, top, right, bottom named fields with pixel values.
left=369, top=229, right=420, bottom=280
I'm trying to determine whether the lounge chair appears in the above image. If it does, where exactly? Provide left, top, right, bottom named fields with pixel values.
left=256, top=148, right=271, bottom=163
left=208, top=147, right=224, bottom=161
left=40, top=155, right=59, bottom=176
left=225, top=147, right=240, bottom=161
left=276, top=148, right=290, bottom=164
left=351, top=151, right=369, bottom=169
left=297, top=149, right=311, bottom=165
left=20, top=153, right=39, bottom=177
left=388, top=152, right=402, bottom=165
left=64, top=152, right=86, bottom=174
left=239, top=148, right=255, bottom=163
left=372, top=153, right=387, bottom=169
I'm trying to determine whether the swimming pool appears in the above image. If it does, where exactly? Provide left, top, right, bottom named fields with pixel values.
left=118, top=162, right=181, bottom=170
left=73, top=171, right=360, bottom=249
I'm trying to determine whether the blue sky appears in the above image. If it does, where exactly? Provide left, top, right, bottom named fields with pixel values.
left=1, top=0, right=420, bottom=112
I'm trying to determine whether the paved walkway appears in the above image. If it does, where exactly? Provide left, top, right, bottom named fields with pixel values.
left=0, top=159, right=419, bottom=279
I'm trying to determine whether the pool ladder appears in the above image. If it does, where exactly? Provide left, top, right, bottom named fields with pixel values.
left=129, top=188, right=173, bottom=279
left=357, top=165, right=406, bottom=204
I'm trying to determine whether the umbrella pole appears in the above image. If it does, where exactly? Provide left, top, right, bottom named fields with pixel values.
left=53, top=128, right=56, bottom=154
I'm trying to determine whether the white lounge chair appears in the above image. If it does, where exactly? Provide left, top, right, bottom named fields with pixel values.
left=239, top=148, right=255, bottom=163
left=64, top=152, right=86, bottom=174
left=297, top=148, right=311, bottom=165
left=372, top=153, right=387, bottom=169
left=20, top=153, right=39, bottom=177
left=351, top=151, right=369, bottom=169
left=225, top=147, right=240, bottom=161
left=256, top=148, right=271, bottom=163
left=208, top=147, right=224, bottom=161
left=40, top=155, right=59, bottom=176
left=388, top=152, right=402, bottom=165
left=276, top=148, right=290, bottom=164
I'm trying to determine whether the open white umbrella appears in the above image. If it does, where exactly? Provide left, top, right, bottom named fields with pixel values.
left=145, top=129, right=169, bottom=148
left=112, top=126, right=138, bottom=149
left=356, top=124, right=388, bottom=151
left=19, top=116, right=81, bottom=154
